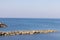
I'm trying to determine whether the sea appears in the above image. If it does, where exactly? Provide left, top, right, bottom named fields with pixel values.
left=0, top=18, right=60, bottom=40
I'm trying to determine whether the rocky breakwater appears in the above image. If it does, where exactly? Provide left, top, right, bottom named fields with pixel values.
left=0, top=30, right=57, bottom=36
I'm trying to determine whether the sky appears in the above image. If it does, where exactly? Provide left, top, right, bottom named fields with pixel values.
left=0, top=0, right=60, bottom=18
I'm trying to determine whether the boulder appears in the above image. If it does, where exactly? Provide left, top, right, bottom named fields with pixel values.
left=0, top=22, right=7, bottom=28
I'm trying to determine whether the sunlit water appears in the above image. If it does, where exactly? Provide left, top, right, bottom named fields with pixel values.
left=0, top=18, right=60, bottom=40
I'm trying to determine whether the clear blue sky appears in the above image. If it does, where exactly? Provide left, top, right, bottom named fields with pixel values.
left=0, top=0, right=60, bottom=18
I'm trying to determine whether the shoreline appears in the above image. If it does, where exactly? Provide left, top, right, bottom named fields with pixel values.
left=0, top=30, right=57, bottom=36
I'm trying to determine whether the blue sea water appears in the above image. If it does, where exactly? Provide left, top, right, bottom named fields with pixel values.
left=0, top=18, right=60, bottom=40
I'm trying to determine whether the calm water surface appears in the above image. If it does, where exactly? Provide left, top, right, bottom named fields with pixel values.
left=0, top=18, right=60, bottom=40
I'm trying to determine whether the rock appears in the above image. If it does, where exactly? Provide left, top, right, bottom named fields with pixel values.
left=0, top=30, right=58, bottom=36
left=0, top=22, right=7, bottom=28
